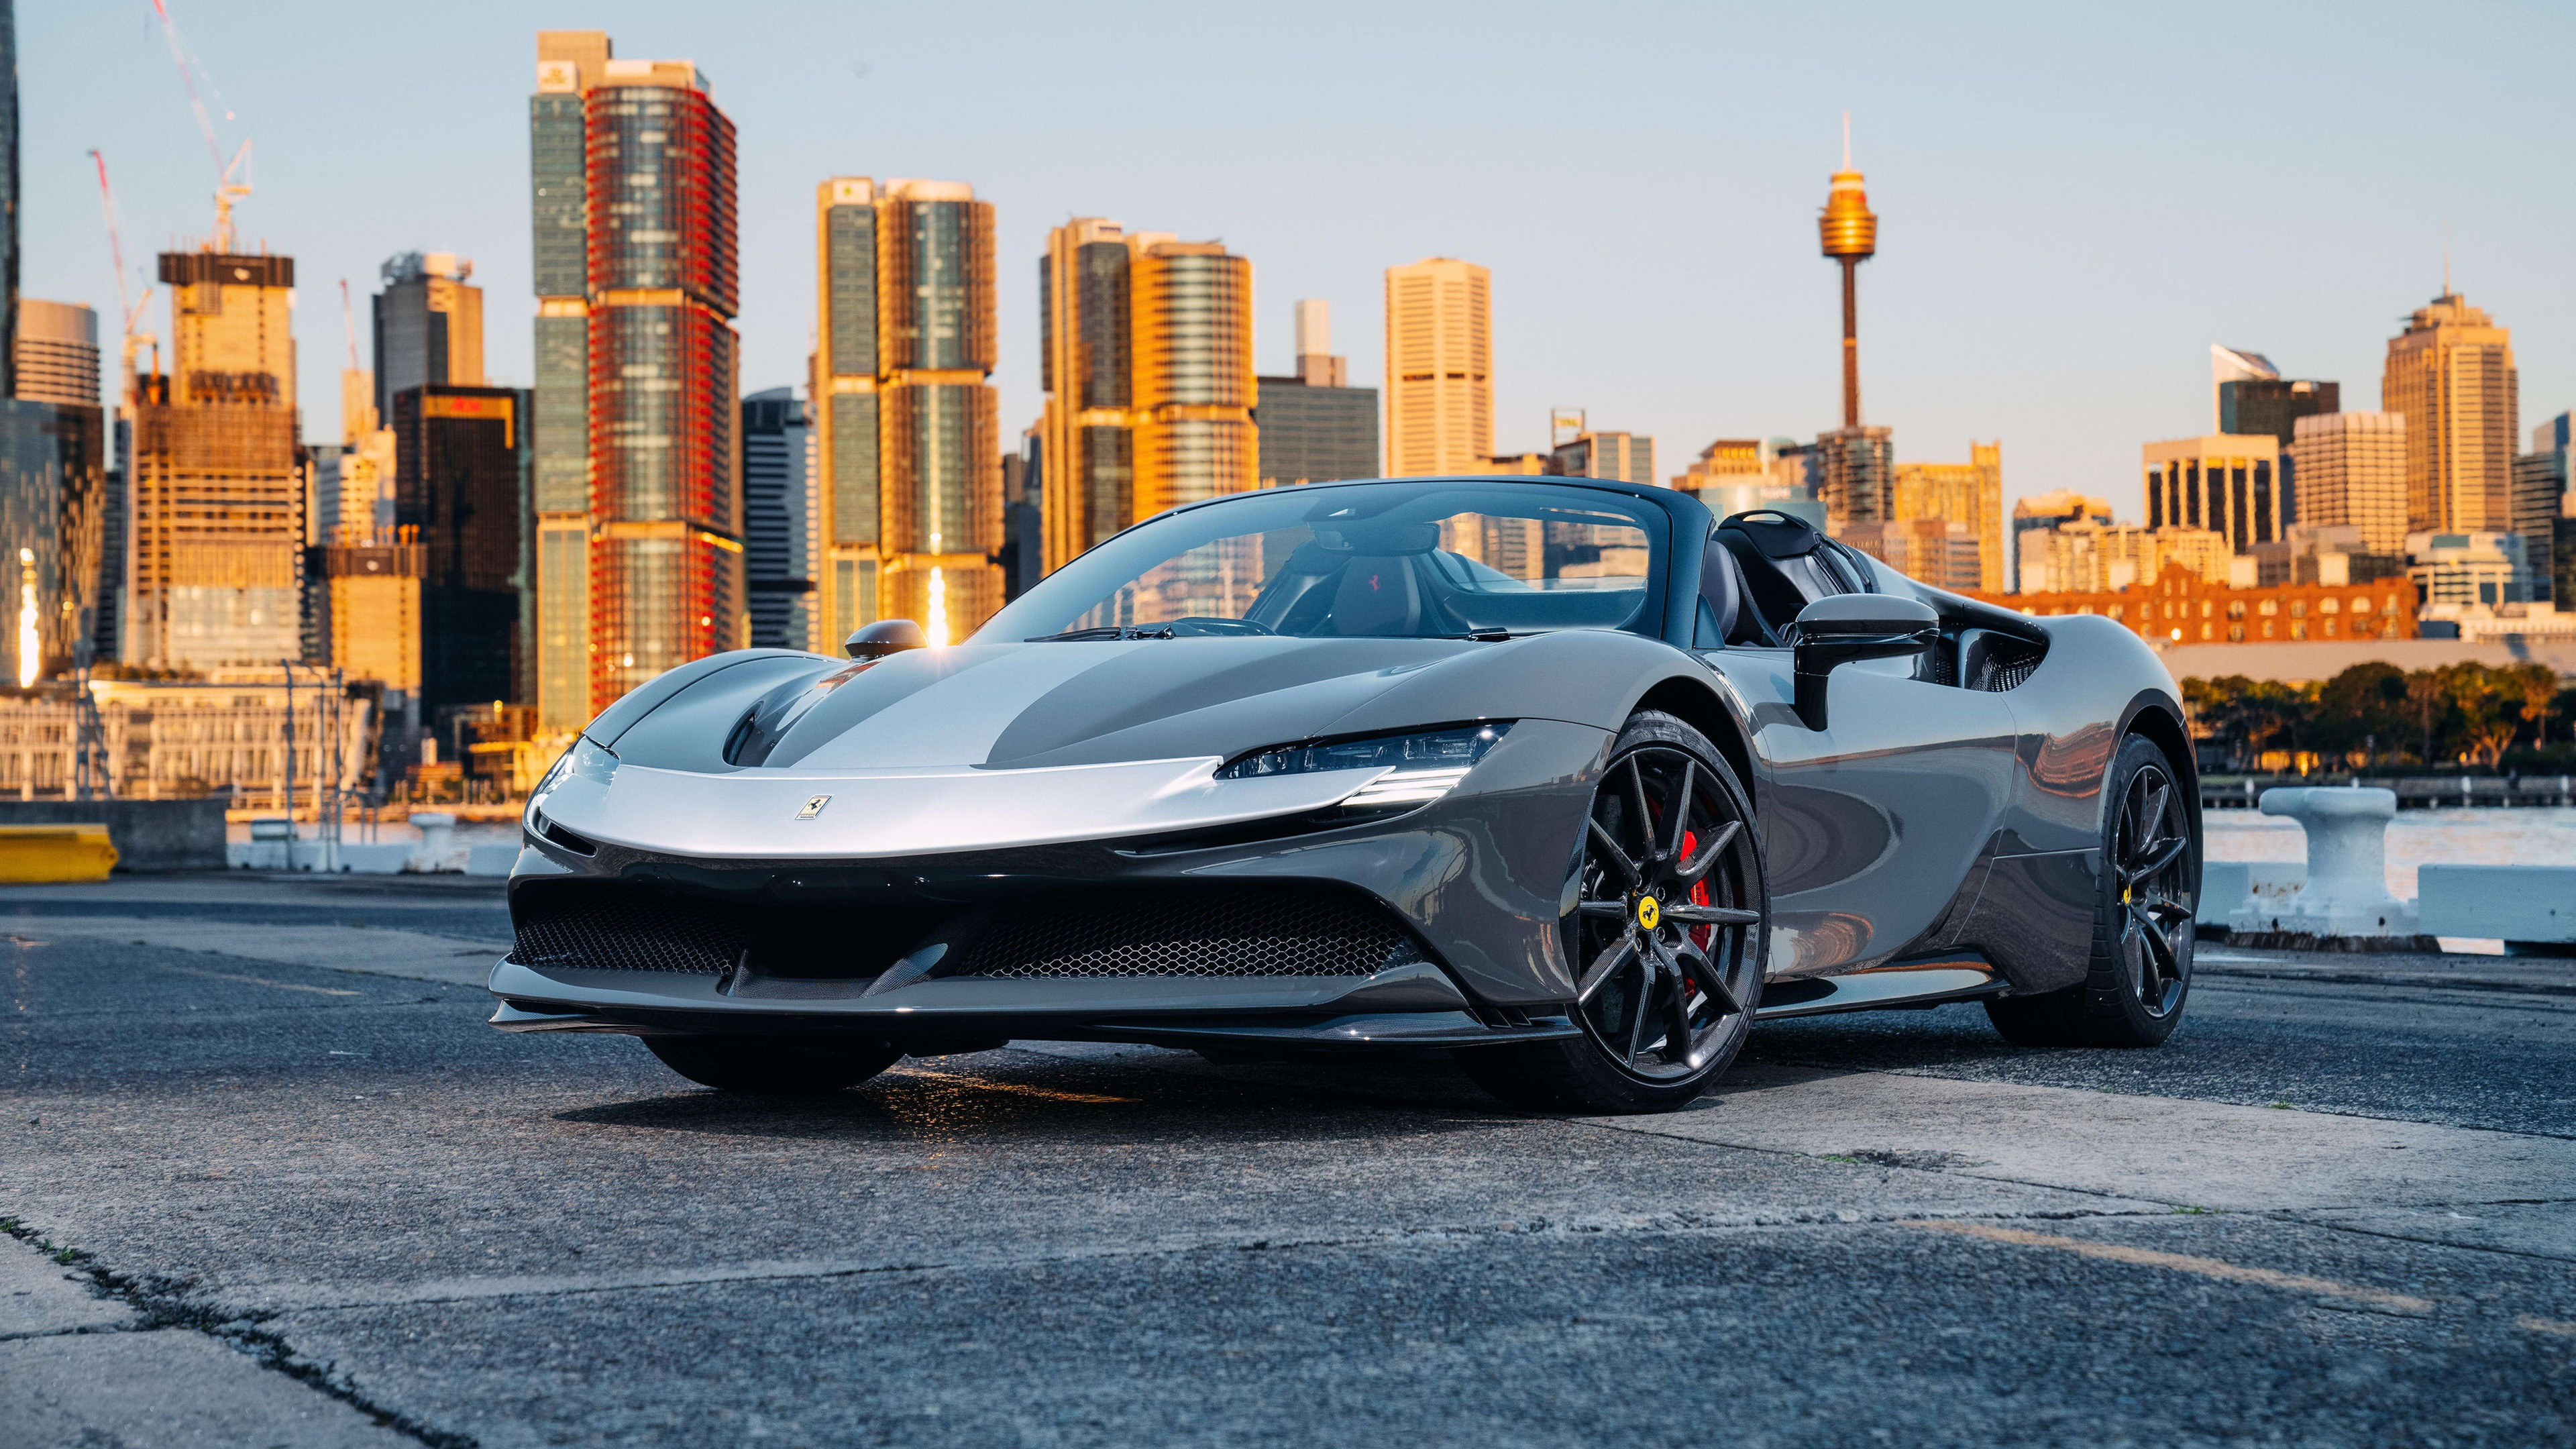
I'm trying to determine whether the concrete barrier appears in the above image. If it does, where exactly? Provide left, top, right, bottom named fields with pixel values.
left=0, top=798, right=226, bottom=871
left=2197, top=860, right=2305, bottom=930
left=464, top=843, right=519, bottom=877
left=2229, top=787, right=2435, bottom=951
left=2420, top=865, right=2576, bottom=953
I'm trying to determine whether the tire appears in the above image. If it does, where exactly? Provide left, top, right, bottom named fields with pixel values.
left=1460, top=710, right=1768, bottom=1114
left=1985, top=732, right=2197, bottom=1049
left=643, top=1035, right=904, bottom=1095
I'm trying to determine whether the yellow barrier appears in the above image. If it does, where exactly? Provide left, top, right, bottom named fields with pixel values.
left=0, top=824, right=119, bottom=883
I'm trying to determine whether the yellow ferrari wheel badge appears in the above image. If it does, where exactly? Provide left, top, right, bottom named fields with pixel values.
left=1635, top=895, right=1661, bottom=930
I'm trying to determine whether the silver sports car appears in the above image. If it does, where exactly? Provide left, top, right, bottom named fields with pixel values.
left=494, top=476, right=2201, bottom=1112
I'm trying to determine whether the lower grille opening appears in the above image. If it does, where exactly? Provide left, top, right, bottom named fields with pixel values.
left=510, top=884, right=943, bottom=979
left=947, top=884, right=1425, bottom=980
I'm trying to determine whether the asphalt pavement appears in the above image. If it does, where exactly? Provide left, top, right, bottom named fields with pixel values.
left=3, top=875, right=2571, bottom=1446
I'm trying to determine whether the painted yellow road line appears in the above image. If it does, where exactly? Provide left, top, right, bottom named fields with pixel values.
left=888, top=1068, right=1138, bottom=1106
left=1904, top=1220, right=2434, bottom=1313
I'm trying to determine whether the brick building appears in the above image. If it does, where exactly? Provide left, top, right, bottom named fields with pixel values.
left=1972, top=562, right=2416, bottom=645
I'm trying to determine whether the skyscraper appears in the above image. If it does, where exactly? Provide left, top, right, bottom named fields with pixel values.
left=1038, top=220, right=1254, bottom=572
left=1890, top=441, right=2004, bottom=593
left=1816, top=425, right=1892, bottom=533
left=530, top=30, right=604, bottom=731
left=2287, top=411, right=2408, bottom=560
left=814, top=178, right=1003, bottom=646
left=2513, top=411, right=2571, bottom=605
left=373, top=252, right=484, bottom=421
left=1383, top=258, right=1491, bottom=478
left=392, top=384, right=528, bottom=710
left=1255, top=299, right=1377, bottom=488
left=2010, top=488, right=2112, bottom=594
left=531, top=33, right=744, bottom=720
left=2143, top=434, right=2283, bottom=555
left=0, top=0, right=17, bottom=402
left=1550, top=431, right=1656, bottom=486
left=127, top=244, right=302, bottom=671
left=2381, top=289, right=2518, bottom=535
left=11, top=301, right=97, bottom=409
left=741, top=386, right=815, bottom=651
left=2219, top=376, right=2337, bottom=450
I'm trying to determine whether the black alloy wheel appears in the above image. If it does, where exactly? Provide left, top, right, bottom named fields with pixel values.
left=2111, top=759, right=2195, bottom=1020
left=1986, top=733, right=2198, bottom=1049
left=1462, top=711, right=1768, bottom=1113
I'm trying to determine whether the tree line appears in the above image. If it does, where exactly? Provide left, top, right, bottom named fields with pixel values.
left=2182, top=662, right=2574, bottom=773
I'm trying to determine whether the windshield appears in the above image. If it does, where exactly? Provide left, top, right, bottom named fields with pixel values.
left=976, top=480, right=1669, bottom=643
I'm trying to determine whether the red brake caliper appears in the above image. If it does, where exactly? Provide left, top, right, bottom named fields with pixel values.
left=1679, top=829, right=1714, bottom=1004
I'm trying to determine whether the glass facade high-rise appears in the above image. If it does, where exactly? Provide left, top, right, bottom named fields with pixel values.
left=1816, top=425, right=1892, bottom=533
left=530, top=34, right=745, bottom=721
left=2219, top=377, right=2338, bottom=449
left=815, top=178, right=1002, bottom=646
left=530, top=31, right=605, bottom=731
left=1039, top=220, right=1254, bottom=575
left=12, top=301, right=97, bottom=409
left=586, top=63, right=742, bottom=710
left=392, top=385, right=529, bottom=710
left=0, top=0, right=17, bottom=402
left=0, top=398, right=103, bottom=684
left=2513, top=413, right=2572, bottom=606
left=741, top=386, right=815, bottom=650
left=2381, top=290, right=2518, bottom=535
left=373, top=252, right=484, bottom=421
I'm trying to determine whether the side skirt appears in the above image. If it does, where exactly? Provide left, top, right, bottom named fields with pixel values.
left=1752, top=952, right=2002, bottom=1020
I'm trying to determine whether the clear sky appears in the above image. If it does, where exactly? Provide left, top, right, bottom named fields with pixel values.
left=19, top=1, right=2575, bottom=522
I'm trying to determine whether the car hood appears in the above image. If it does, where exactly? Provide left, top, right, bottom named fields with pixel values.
left=602, top=637, right=1489, bottom=775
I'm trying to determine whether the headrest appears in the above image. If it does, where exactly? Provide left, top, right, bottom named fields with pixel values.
left=1719, top=509, right=1825, bottom=560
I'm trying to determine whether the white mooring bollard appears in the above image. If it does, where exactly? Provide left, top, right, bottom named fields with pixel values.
left=2228, top=787, right=2435, bottom=951
left=407, top=812, right=458, bottom=873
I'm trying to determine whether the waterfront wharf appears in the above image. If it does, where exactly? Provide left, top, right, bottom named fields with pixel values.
left=2200, top=774, right=2576, bottom=809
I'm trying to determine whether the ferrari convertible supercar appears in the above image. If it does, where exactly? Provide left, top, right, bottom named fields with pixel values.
left=494, top=476, right=2201, bottom=1112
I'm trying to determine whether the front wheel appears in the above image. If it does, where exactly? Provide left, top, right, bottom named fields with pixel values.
left=643, top=1035, right=904, bottom=1095
left=1460, top=711, right=1768, bottom=1114
left=1985, top=732, right=2197, bottom=1048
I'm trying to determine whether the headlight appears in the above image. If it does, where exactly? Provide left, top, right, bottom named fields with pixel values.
left=527, top=736, right=619, bottom=823
left=1218, top=723, right=1511, bottom=815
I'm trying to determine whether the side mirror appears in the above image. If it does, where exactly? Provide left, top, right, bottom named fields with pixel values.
left=1790, top=594, right=1939, bottom=730
left=845, top=618, right=928, bottom=660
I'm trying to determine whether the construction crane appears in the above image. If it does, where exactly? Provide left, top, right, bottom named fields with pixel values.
left=148, top=0, right=253, bottom=248
left=86, top=150, right=154, bottom=414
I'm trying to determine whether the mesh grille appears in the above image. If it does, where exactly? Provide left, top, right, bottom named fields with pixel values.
left=513, top=890, right=750, bottom=975
left=953, top=886, right=1422, bottom=979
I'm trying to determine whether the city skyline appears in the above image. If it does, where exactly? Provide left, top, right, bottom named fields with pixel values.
left=17, top=1, right=2575, bottom=529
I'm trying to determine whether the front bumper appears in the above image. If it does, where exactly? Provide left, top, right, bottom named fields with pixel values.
left=490, top=718, right=1616, bottom=1040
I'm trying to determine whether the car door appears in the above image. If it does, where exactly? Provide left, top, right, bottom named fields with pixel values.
left=1694, top=531, right=2019, bottom=979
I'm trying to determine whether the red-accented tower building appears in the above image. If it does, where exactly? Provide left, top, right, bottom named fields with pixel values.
left=581, top=56, right=743, bottom=713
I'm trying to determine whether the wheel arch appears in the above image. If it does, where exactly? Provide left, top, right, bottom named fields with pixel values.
left=1632, top=675, right=1758, bottom=808
left=2116, top=689, right=2203, bottom=873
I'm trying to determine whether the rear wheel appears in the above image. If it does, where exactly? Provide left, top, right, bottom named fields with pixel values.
left=643, top=1035, right=904, bottom=1095
left=1461, top=711, right=1768, bottom=1114
left=1985, top=733, right=2197, bottom=1048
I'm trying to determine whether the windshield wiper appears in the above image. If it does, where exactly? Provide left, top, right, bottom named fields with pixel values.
left=1430, top=629, right=1519, bottom=641
left=1025, top=625, right=1175, bottom=642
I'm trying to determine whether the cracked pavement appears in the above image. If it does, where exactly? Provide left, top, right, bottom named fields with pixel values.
left=1, top=875, right=2572, bottom=1445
